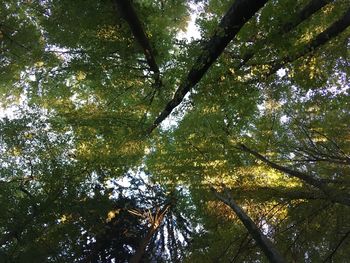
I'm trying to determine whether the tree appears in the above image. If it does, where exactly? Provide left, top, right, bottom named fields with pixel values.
left=1, top=0, right=350, bottom=262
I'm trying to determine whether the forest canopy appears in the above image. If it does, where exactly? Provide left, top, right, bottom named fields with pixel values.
left=0, top=0, right=350, bottom=262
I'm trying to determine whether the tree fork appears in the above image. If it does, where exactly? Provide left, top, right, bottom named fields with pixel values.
left=129, top=203, right=170, bottom=263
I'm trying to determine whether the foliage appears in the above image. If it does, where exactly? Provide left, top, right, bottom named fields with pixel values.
left=1, top=0, right=350, bottom=262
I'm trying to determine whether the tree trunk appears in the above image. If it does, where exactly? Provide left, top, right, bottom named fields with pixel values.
left=129, top=204, right=170, bottom=263
left=213, top=188, right=286, bottom=263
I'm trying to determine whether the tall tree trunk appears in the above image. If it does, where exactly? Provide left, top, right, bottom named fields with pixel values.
left=213, top=188, right=286, bottom=263
left=129, top=204, right=170, bottom=263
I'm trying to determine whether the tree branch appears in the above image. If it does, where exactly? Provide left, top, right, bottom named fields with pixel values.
left=129, top=203, right=170, bottom=263
left=264, top=6, right=350, bottom=79
left=212, top=187, right=286, bottom=263
left=148, top=0, right=269, bottom=133
left=237, top=0, right=334, bottom=69
left=322, top=230, right=350, bottom=262
left=238, top=144, right=350, bottom=206
left=238, top=143, right=326, bottom=189
left=114, top=0, right=161, bottom=88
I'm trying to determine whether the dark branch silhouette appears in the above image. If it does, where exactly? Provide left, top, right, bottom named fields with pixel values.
left=114, top=0, right=161, bottom=87
left=148, top=0, right=269, bottom=133
left=263, top=6, right=350, bottom=79
left=322, top=230, right=350, bottom=262
left=237, top=0, right=334, bottom=68
left=238, top=143, right=350, bottom=206
left=148, top=2, right=350, bottom=133
left=212, top=188, right=286, bottom=263
left=129, top=203, right=171, bottom=263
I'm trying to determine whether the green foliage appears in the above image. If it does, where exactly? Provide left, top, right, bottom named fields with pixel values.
left=1, top=0, right=350, bottom=262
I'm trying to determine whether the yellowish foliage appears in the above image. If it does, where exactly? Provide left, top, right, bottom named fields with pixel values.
left=206, top=200, right=236, bottom=220
left=97, top=25, right=119, bottom=41
left=59, top=214, right=73, bottom=223
left=106, top=209, right=120, bottom=223
left=120, top=140, right=143, bottom=156
left=34, top=61, right=44, bottom=67
left=76, top=71, right=86, bottom=81
left=10, top=147, right=22, bottom=156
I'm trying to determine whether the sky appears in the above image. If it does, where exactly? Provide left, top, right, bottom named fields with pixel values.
left=159, top=3, right=202, bottom=130
left=177, top=2, right=201, bottom=41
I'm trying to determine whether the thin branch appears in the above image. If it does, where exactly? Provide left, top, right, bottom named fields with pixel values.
left=231, top=234, right=251, bottom=263
left=322, top=230, right=350, bottom=262
left=262, top=6, right=350, bottom=79
left=238, top=143, right=326, bottom=190
left=238, top=143, right=350, bottom=206
left=129, top=202, right=171, bottom=263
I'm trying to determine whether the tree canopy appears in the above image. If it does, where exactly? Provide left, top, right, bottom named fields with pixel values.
left=1, top=0, right=350, bottom=262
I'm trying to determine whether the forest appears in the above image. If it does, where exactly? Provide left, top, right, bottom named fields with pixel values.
left=0, top=0, right=350, bottom=262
